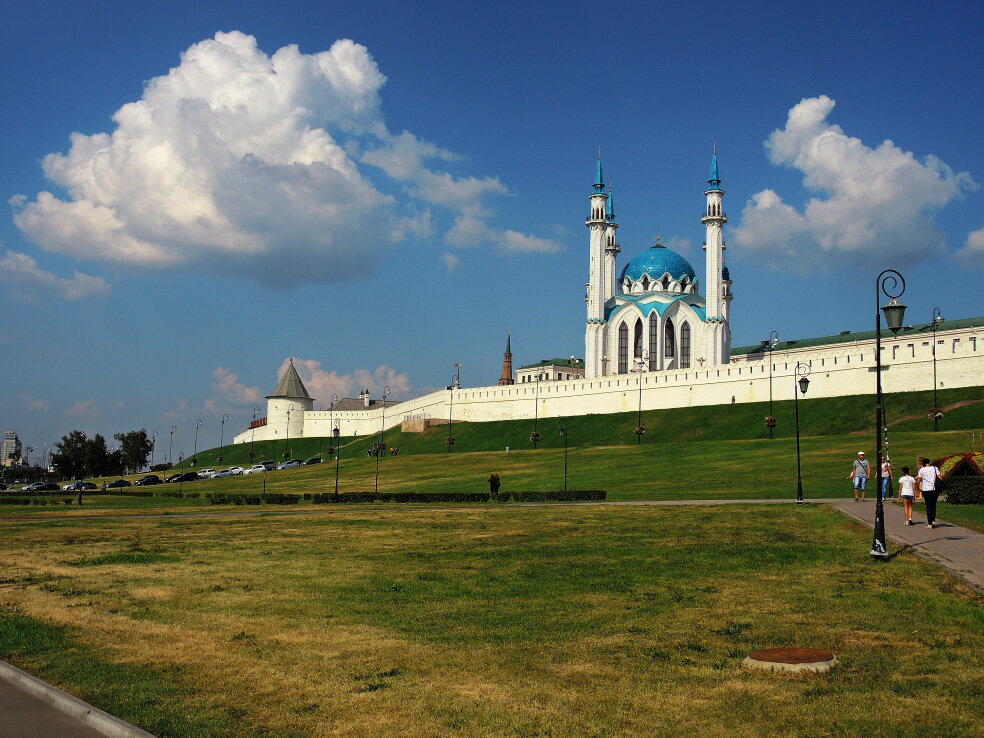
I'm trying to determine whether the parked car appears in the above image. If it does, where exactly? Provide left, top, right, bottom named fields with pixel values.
left=277, top=460, right=302, bottom=470
left=261, top=460, right=277, bottom=470
left=303, top=457, right=322, bottom=466
left=198, top=468, right=217, bottom=479
left=167, top=472, right=199, bottom=483
left=213, top=468, right=233, bottom=478
left=106, top=479, right=132, bottom=488
left=24, top=482, right=60, bottom=491
left=134, top=475, right=161, bottom=486
left=228, top=466, right=245, bottom=475
left=62, top=481, right=97, bottom=491
left=243, top=464, right=266, bottom=475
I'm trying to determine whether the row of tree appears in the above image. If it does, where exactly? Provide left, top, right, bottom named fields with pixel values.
left=49, top=429, right=154, bottom=480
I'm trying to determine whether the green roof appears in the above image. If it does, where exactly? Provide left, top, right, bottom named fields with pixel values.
left=519, top=357, right=584, bottom=370
left=732, top=317, right=984, bottom=356
left=267, top=360, right=311, bottom=399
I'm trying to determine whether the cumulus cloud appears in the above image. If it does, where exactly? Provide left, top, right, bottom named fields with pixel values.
left=954, top=227, right=984, bottom=265
left=212, top=366, right=262, bottom=405
left=0, top=250, right=111, bottom=301
left=442, top=251, right=461, bottom=271
left=64, top=400, right=101, bottom=419
left=12, top=31, right=556, bottom=287
left=731, top=95, right=977, bottom=270
left=445, top=215, right=563, bottom=253
left=281, top=357, right=413, bottom=407
left=19, top=393, right=51, bottom=412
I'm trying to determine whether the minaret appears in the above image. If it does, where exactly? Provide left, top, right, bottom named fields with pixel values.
left=604, top=178, right=620, bottom=301
left=701, top=141, right=731, bottom=365
left=585, top=147, right=610, bottom=378
left=498, top=331, right=515, bottom=386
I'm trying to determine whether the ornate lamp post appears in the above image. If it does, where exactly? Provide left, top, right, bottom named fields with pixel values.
left=633, top=351, right=649, bottom=444
left=332, top=421, right=340, bottom=496
left=168, top=426, right=177, bottom=476
left=766, top=331, right=779, bottom=438
left=77, top=431, right=87, bottom=505
left=930, top=307, right=944, bottom=431
left=329, top=394, right=339, bottom=460
left=376, top=386, right=390, bottom=493
left=570, top=356, right=582, bottom=379
left=218, top=414, right=229, bottom=464
left=178, top=453, right=185, bottom=494
left=25, top=446, right=33, bottom=467
left=249, top=407, right=260, bottom=462
left=872, top=269, right=907, bottom=559
left=150, top=431, right=158, bottom=470
left=793, top=362, right=811, bottom=503
left=446, top=376, right=456, bottom=453
left=192, top=418, right=203, bottom=466
left=283, top=407, right=292, bottom=461
left=559, top=419, right=569, bottom=490
left=531, top=372, right=541, bottom=448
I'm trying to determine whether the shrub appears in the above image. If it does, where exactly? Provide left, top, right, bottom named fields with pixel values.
left=945, top=477, right=984, bottom=505
left=312, top=490, right=606, bottom=504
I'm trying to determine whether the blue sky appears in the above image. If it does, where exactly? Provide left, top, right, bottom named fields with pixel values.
left=2, top=0, right=982, bottom=460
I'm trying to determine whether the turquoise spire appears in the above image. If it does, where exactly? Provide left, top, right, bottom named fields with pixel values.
left=593, top=144, right=605, bottom=193
left=708, top=138, right=722, bottom=189
left=606, top=178, right=615, bottom=220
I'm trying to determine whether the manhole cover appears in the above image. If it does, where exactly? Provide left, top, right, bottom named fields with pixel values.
left=743, top=648, right=837, bottom=673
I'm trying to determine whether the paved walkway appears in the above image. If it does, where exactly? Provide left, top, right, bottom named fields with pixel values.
left=832, top=498, right=984, bottom=593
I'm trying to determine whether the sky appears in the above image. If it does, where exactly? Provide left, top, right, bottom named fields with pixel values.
left=2, top=0, right=982, bottom=462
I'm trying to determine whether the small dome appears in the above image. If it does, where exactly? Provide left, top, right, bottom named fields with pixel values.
left=620, top=244, right=697, bottom=285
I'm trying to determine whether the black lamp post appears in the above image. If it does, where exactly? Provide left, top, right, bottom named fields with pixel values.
left=329, top=394, right=339, bottom=460
left=178, top=453, right=185, bottom=495
left=261, top=450, right=267, bottom=495
left=767, top=331, right=779, bottom=438
left=376, top=385, right=390, bottom=493
left=446, top=376, right=456, bottom=453
left=77, top=431, right=87, bottom=505
left=531, top=373, right=541, bottom=448
left=634, top=351, right=649, bottom=444
left=793, top=362, right=811, bottom=503
left=333, top=422, right=340, bottom=496
left=150, top=431, right=158, bottom=470
left=193, top=419, right=203, bottom=466
left=219, top=414, right=229, bottom=464
left=283, top=408, right=292, bottom=461
left=559, top=419, right=569, bottom=490
left=931, top=307, right=943, bottom=431
left=249, top=407, right=260, bottom=462
left=872, top=269, right=907, bottom=559
left=168, top=426, right=176, bottom=477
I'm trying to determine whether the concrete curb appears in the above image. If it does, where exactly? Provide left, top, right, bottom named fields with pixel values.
left=0, top=660, right=157, bottom=738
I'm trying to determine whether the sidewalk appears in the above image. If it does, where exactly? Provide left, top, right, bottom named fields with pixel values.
left=832, top=498, right=984, bottom=593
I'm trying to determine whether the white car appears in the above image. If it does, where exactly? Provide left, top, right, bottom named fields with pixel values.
left=198, top=468, right=217, bottom=479
left=243, top=464, right=266, bottom=475
left=228, top=466, right=245, bottom=476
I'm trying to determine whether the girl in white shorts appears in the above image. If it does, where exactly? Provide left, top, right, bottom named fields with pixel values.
left=898, top=466, right=916, bottom=526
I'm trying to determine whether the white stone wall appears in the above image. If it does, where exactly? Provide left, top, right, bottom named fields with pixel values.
left=234, top=324, right=984, bottom=444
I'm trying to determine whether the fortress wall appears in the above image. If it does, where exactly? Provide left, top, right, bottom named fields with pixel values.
left=234, top=324, right=983, bottom=443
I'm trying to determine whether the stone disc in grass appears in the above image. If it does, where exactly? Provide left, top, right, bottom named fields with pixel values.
left=743, top=648, right=837, bottom=674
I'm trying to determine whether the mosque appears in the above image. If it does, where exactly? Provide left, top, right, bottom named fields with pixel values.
left=235, top=148, right=984, bottom=446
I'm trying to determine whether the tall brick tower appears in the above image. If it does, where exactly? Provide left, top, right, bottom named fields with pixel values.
left=498, top=331, right=515, bottom=386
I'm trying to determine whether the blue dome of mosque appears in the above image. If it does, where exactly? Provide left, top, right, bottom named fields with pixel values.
left=620, top=243, right=697, bottom=284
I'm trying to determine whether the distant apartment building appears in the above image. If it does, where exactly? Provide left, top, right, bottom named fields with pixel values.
left=2, top=430, right=22, bottom=466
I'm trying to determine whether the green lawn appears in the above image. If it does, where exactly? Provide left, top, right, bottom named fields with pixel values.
left=1, top=504, right=982, bottom=736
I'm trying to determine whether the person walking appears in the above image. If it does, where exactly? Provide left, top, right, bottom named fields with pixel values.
left=917, top=457, right=944, bottom=529
left=488, top=472, right=501, bottom=496
left=880, top=456, right=893, bottom=500
left=850, top=451, right=870, bottom=502
left=898, top=466, right=916, bottom=525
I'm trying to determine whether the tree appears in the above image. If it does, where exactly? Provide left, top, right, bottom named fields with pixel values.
left=51, top=431, right=88, bottom=480
left=114, top=430, right=153, bottom=474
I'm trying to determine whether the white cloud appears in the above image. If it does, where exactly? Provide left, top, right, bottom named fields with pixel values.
left=954, top=227, right=984, bottom=265
left=660, top=236, right=692, bottom=254
left=64, top=400, right=101, bottom=419
left=19, top=393, right=51, bottom=412
left=442, top=251, right=461, bottom=271
left=212, top=366, right=262, bottom=405
left=13, top=31, right=555, bottom=287
left=0, top=250, right=111, bottom=301
left=445, top=215, right=563, bottom=253
left=732, top=95, right=977, bottom=270
left=282, top=357, right=412, bottom=407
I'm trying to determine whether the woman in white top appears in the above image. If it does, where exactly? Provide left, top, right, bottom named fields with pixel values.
left=898, top=466, right=916, bottom=525
left=917, top=457, right=944, bottom=529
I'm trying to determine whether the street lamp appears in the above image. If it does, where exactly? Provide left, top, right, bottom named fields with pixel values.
left=376, top=386, right=390, bottom=494
left=219, top=414, right=229, bottom=463
left=249, top=407, right=260, bottom=462
left=559, top=419, right=569, bottom=490
left=793, top=362, right=811, bottom=504
left=178, top=453, right=185, bottom=495
left=150, top=431, right=158, bottom=470
left=766, top=331, right=779, bottom=438
left=284, top=407, right=292, bottom=461
left=633, top=351, right=649, bottom=444
left=531, top=372, right=541, bottom=448
left=333, top=421, right=341, bottom=496
left=168, top=426, right=177, bottom=476
left=930, top=307, right=944, bottom=431
left=76, top=431, right=87, bottom=505
left=193, top=419, right=203, bottom=466
left=25, top=446, right=33, bottom=467
left=872, top=269, right=907, bottom=559
left=570, top=356, right=582, bottom=379
left=329, top=394, right=339, bottom=460
left=446, top=377, right=456, bottom=453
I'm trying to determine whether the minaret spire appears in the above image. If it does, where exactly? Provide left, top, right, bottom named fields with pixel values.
left=702, top=141, right=730, bottom=366
left=594, top=144, right=605, bottom=193
left=499, top=329, right=514, bottom=386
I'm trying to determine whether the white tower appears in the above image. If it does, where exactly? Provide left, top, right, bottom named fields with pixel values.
left=702, top=142, right=731, bottom=366
left=604, top=178, right=620, bottom=302
left=585, top=149, right=610, bottom=377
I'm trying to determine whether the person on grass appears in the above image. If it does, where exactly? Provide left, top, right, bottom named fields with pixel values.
left=881, top=456, right=893, bottom=499
left=917, top=457, right=944, bottom=529
left=850, top=451, right=870, bottom=502
left=898, top=466, right=916, bottom=525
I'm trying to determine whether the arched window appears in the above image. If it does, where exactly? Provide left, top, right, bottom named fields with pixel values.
left=641, top=276, right=650, bottom=291
left=680, top=322, right=691, bottom=368
left=662, top=276, right=669, bottom=290
left=665, top=319, right=675, bottom=358
left=634, top=319, right=643, bottom=359
left=649, top=312, right=658, bottom=370
left=618, top=323, right=628, bottom=374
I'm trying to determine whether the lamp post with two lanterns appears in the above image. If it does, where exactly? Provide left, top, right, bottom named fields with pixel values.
left=930, top=307, right=944, bottom=431
left=793, top=362, right=811, bottom=503
left=766, top=330, right=779, bottom=438
left=633, top=350, right=649, bottom=444
left=871, top=269, right=907, bottom=559
left=332, top=421, right=341, bottom=496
